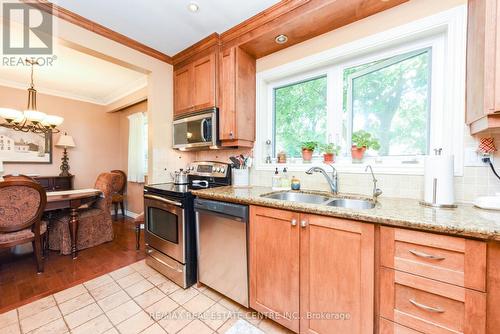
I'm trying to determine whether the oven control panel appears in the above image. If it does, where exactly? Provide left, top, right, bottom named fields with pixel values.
left=187, top=161, right=230, bottom=178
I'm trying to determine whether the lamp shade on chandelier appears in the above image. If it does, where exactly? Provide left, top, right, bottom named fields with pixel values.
left=0, top=59, right=64, bottom=134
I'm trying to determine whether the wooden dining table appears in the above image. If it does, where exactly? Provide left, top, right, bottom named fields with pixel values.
left=46, top=189, right=103, bottom=259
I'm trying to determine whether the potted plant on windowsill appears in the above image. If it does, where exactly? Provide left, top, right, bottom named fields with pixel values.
left=351, top=130, right=380, bottom=163
left=301, top=141, right=318, bottom=163
left=322, top=143, right=341, bottom=164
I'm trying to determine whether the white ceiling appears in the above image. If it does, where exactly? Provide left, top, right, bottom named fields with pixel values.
left=53, top=0, right=281, bottom=55
left=0, top=20, right=147, bottom=105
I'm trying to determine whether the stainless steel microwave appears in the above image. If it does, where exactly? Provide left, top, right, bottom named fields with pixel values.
left=172, top=109, right=218, bottom=150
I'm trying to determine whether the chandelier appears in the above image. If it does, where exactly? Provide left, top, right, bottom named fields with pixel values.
left=0, top=59, right=64, bottom=134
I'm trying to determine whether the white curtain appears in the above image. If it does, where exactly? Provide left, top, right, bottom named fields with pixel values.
left=127, top=112, right=145, bottom=183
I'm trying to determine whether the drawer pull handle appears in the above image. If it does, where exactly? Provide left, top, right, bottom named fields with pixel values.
left=291, top=219, right=297, bottom=226
left=408, top=249, right=445, bottom=260
left=409, top=299, right=445, bottom=313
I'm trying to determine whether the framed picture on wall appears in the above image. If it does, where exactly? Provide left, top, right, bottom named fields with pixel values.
left=0, top=126, right=52, bottom=164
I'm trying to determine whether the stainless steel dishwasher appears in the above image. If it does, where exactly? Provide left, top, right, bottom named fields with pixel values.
left=194, top=198, right=249, bottom=307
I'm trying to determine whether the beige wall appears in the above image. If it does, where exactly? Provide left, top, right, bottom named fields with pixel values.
left=117, top=101, right=148, bottom=215
left=0, top=85, right=121, bottom=189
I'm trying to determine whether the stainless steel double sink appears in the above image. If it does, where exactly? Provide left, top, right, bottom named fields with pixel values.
left=260, top=191, right=375, bottom=209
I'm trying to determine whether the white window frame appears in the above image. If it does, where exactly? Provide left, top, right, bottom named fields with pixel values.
left=255, top=5, right=466, bottom=175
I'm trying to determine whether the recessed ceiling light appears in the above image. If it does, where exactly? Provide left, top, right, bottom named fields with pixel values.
left=275, top=34, right=288, bottom=44
left=187, top=2, right=199, bottom=13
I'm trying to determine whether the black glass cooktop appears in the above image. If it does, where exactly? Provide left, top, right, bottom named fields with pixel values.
left=144, top=182, right=226, bottom=198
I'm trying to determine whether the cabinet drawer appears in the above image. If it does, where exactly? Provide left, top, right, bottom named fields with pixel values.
left=53, top=177, right=72, bottom=191
left=380, top=227, right=486, bottom=291
left=379, top=317, right=424, bottom=334
left=380, top=268, right=486, bottom=334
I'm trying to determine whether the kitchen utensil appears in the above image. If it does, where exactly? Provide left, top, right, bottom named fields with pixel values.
left=229, top=156, right=241, bottom=169
left=170, top=169, right=189, bottom=184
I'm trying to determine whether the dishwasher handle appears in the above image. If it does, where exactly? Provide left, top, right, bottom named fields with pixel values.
left=194, top=198, right=248, bottom=221
left=195, top=207, right=246, bottom=223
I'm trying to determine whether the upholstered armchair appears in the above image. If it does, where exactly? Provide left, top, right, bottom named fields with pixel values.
left=49, top=172, right=120, bottom=255
left=0, top=176, right=48, bottom=273
left=110, top=170, right=127, bottom=217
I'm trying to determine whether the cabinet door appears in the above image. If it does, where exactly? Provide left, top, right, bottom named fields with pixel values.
left=300, top=214, right=375, bottom=334
left=219, top=47, right=236, bottom=141
left=249, top=206, right=300, bottom=333
left=193, top=53, right=216, bottom=111
left=174, top=65, right=193, bottom=117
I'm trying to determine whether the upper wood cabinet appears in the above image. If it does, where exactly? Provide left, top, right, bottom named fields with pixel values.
left=219, top=47, right=256, bottom=147
left=249, top=206, right=375, bottom=334
left=467, top=0, right=500, bottom=134
left=173, top=51, right=217, bottom=118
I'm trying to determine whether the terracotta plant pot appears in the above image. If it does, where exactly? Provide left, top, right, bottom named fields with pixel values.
left=323, top=153, right=335, bottom=164
left=302, top=149, right=314, bottom=163
left=351, top=145, right=366, bottom=163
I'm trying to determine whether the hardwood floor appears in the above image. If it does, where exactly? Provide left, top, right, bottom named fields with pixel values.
left=0, top=216, right=145, bottom=314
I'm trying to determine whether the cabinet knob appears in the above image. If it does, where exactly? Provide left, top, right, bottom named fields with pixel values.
left=229, top=131, right=234, bottom=138
left=300, top=220, right=308, bottom=228
left=291, top=219, right=297, bottom=226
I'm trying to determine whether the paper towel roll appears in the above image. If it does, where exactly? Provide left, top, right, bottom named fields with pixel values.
left=423, top=155, right=455, bottom=206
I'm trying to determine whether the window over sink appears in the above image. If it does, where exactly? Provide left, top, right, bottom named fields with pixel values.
left=257, top=6, right=466, bottom=175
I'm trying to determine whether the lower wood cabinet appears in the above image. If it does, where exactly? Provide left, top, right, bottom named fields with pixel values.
left=249, top=206, right=375, bottom=333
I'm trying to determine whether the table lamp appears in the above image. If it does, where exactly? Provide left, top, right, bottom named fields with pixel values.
left=56, top=133, right=76, bottom=177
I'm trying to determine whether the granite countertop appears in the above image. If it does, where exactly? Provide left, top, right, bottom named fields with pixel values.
left=191, top=186, right=500, bottom=241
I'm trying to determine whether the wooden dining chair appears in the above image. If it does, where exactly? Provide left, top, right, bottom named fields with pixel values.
left=110, top=170, right=127, bottom=217
left=0, top=176, right=48, bottom=273
left=134, top=213, right=144, bottom=250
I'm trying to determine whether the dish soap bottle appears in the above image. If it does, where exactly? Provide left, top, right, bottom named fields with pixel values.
left=281, top=167, right=291, bottom=189
left=272, top=168, right=280, bottom=190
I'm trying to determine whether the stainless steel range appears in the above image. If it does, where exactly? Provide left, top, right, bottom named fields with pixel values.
left=143, top=161, right=231, bottom=288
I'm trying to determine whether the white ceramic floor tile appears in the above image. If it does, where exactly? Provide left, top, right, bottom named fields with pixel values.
left=58, top=292, right=94, bottom=315
left=133, top=287, right=165, bottom=309
left=134, top=266, right=159, bottom=279
left=71, top=314, right=113, bottom=334
left=28, top=317, right=68, bottom=334
left=1, top=323, right=20, bottom=334
left=115, top=311, right=154, bottom=334
left=105, top=299, right=141, bottom=325
left=102, top=327, right=119, bottom=334
left=53, top=284, right=86, bottom=304
left=140, top=323, right=167, bottom=334
left=84, top=274, right=114, bottom=291
left=90, top=281, right=122, bottom=301
left=201, top=288, right=224, bottom=302
left=156, top=280, right=180, bottom=295
left=109, top=266, right=136, bottom=281
left=117, top=272, right=144, bottom=289
left=183, top=293, right=216, bottom=315
left=157, top=307, right=193, bottom=334
left=19, top=305, right=61, bottom=333
left=18, top=295, right=55, bottom=319
left=169, top=288, right=199, bottom=305
left=0, top=309, right=18, bottom=328
left=98, top=290, right=131, bottom=313
left=218, top=297, right=242, bottom=312
left=63, top=303, right=102, bottom=329
left=177, top=319, right=213, bottom=334
left=146, top=296, right=178, bottom=318
left=258, top=319, right=294, bottom=334
left=125, top=279, right=154, bottom=298
left=200, top=303, right=231, bottom=331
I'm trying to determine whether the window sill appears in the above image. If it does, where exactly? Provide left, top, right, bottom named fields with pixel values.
left=254, top=160, right=425, bottom=175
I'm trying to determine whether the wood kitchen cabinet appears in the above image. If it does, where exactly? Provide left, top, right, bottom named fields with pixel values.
left=467, top=0, right=500, bottom=133
left=219, top=46, right=256, bottom=147
left=173, top=51, right=217, bottom=118
left=249, top=206, right=375, bottom=333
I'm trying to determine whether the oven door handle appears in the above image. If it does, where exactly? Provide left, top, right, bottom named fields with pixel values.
left=147, top=249, right=183, bottom=273
left=144, top=194, right=182, bottom=207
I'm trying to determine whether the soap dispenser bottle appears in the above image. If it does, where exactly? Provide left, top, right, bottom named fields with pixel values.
left=281, top=167, right=291, bottom=189
left=272, top=168, right=280, bottom=190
